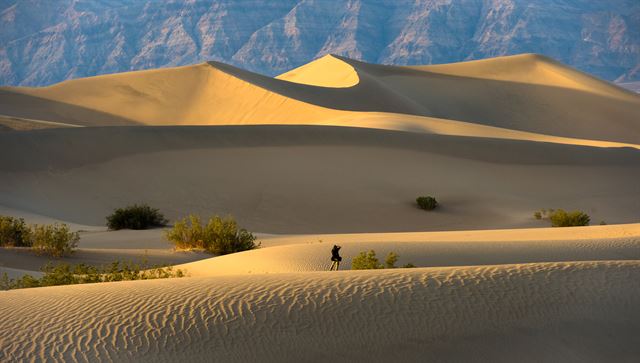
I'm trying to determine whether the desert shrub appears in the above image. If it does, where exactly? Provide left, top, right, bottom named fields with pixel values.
left=1, top=272, right=40, bottom=290
left=0, top=215, right=32, bottom=247
left=548, top=209, right=590, bottom=227
left=30, top=223, right=79, bottom=257
left=1, top=261, right=186, bottom=290
left=403, top=263, right=416, bottom=268
left=352, top=250, right=383, bottom=269
left=106, top=204, right=168, bottom=230
left=166, top=215, right=258, bottom=255
left=533, top=211, right=542, bottom=220
left=351, top=250, right=410, bottom=270
left=416, top=196, right=438, bottom=211
left=166, top=214, right=206, bottom=249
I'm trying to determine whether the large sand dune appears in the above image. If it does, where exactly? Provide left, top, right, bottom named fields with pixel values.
left=1, top=54, right=639, bottom=144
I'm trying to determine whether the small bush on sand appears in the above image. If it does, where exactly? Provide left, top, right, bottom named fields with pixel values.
left=0, top=215, right=32, bottom=247
left=416, top=196, right=438, bottom=211
left=30, top=223, right=79, bottom=257
left=166, top=215, right=258, bottom=255
left=352, top=250, right=383, bottom=269
left=1, top=261, right=186, bottom=290
left=106, top=204, right=168, bottom=230
left=351, top=250, right=412, bottom=270
left=534, top=208, right=590, bottom=227
left=548, top=209, right=590, bottom=227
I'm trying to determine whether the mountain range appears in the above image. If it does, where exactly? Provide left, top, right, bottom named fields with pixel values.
left=1, top=0, right=639, bottom=86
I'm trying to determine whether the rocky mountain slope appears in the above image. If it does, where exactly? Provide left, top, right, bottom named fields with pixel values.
left=1, top=0, right=639, bottom=86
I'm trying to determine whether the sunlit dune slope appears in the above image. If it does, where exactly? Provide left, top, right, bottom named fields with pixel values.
left=2, top=261, right=639, bottom=362
left=1, top=54, right=638, bottom=144
left=178, top=223, right=640, bottom=276
left=411, top=54, right=637, bottom=99
left=1, top=126, right=639, bottom=232
left=276, top=54, right=359, bottom=87
left=0, top=63, right=341, bottom=126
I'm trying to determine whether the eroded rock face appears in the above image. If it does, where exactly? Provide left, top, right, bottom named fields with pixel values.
left=1, top=0, right=639, bottom=86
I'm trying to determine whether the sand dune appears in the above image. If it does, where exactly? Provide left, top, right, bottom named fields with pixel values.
left=276, top=53, right=360, bottom=87
left=1, top=54, right=638, bottom=144
left=1, top=126, right=639, bottom=232
left=3, top=222, right=639, bottom=277
left=178, top=224, right=640, bottom=276
left=2, top=261, right=639, bottom=362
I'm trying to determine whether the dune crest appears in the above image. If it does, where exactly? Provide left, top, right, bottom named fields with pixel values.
left=412, top=53, right=638, bottom=100
left=276, top=54, right=360, bottom=87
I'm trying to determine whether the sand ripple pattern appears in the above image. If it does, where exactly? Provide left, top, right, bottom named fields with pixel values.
left=1, top=261, right=640, bottom=362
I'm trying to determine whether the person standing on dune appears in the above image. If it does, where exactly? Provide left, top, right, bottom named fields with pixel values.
left=330, top=245, right=342, bottom=271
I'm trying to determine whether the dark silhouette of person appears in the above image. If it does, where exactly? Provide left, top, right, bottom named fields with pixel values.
left=330, top=245, right=342, bottom=271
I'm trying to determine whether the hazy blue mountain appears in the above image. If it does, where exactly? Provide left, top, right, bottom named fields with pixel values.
left=1, top=0, right=639, bottom=86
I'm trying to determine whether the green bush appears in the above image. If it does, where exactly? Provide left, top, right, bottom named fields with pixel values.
left=351, top=250, right=409, bottom=270
left=30, top=223, right=79, bottom=257
left=0, top=215, right=32, bottom=247
left=416, top=196, right=438, bottom=211
left=352, top=250, right=383, bottom=269
left=1, top=261, right=186, bottom=290
left=106, top=204, right=168, bottom=230
left=548, top=209, right=590, bottom=227
left=166, top=215, right=258, bottom=255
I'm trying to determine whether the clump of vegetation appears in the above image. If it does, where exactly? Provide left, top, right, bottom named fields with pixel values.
left=549, top=209, right=590, bottom=227
left=106, top=204, right=168, bottom=230
left=30, top=223, right=79, bottom=257
left=166, top=214, right=259, bottom=255
left=351, top=249, right=414, bottom=270
left=1, top=260, right=186, bottom=290
left=534, top=208, right=590, bottom=227
left=0, top=216, right=32, bottom=247
left=416, top=196, right=438, bottom=211
left=1, top=216, right=78, bottom=257
left=352, top=250, right=383, bottom=269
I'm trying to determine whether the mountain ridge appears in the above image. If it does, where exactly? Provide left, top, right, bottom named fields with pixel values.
left=1, top=0, right=639, bottom=86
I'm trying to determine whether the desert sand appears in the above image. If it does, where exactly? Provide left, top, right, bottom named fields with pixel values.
left=1, top=54, right=640, bottom=361
left=2, top=261, right=640, bottom=362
